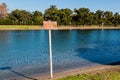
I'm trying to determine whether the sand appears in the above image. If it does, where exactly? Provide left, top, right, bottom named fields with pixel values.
left=24, top=64, right=120, bottom=80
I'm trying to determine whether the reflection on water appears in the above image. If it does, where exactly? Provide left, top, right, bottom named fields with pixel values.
left=0, top=30, right=120, bottom=79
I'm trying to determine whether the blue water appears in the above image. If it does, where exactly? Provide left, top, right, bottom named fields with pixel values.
left=0, top=30, right=120, bottom=79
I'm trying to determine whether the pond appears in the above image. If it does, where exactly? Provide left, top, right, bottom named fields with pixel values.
left=0, top=30, right=120, bottom=79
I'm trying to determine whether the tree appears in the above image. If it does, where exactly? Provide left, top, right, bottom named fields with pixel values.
left=87, top=12, right=95, bottom=25
left=74, top=8, right=90, bottom=26
left=1, top=5, right=120, bottom=26
left=32, top=11, right=43, bottom=25
left=95, top=10, right=104, bottom=26
left=9, top=9, right=31, bottom=24
left=70, top=12, right=77, bottom=25
left=113, top=12, right=120, bottom=26
left=59, top=8, right=72, bottom=25
left=44, top=5, right=59, bottom=22
left=0, top=18, right=12, bottom=25
left=104, top=11, right=113, bottom=25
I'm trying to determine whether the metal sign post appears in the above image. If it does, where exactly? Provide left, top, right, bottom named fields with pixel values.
left=49, top=29, right=53, bottom=79
left=43, top=21, right=57, bottom=79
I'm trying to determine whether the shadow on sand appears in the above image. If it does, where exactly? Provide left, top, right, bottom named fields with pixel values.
left=0, top=66, right=37, bottom=80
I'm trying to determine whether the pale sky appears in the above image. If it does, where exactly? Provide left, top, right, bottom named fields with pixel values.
left=0, top=0, right=120, bottom=13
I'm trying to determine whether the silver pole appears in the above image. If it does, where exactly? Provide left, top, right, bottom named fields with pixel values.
left=49, top=29, right=53, bottom=79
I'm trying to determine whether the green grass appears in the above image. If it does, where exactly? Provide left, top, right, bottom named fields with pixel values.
left=0, top=25, right=120, bottom=29
left=0, top=25, right=42, bottom=29
left=57, top=71, right=120, bottom=80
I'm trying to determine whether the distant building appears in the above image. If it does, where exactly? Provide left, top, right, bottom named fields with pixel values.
left=0, top=3, right=7, bottom=18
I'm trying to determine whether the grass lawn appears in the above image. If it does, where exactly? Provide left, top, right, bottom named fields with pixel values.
left=0, top=25, right=120, bottom=30
left=57, top=71, right=120, bottom=80
left=0, top=25, right=42, bottom=28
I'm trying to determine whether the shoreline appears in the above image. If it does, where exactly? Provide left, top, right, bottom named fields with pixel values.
left=32, top=65, right=120, bottom=80
left=0, top=25, right=120, bottom=30
left=2, top=63, right=120, bottom=80
left=31, top=61, right=120, bottom=80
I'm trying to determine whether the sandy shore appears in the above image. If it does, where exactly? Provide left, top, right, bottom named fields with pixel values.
left=26, top=65, right=120, bottom=80
left=0, top=25, right=120, bottom=30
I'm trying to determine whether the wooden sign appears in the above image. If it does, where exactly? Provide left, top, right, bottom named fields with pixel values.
left=43, top=21, right=57, bottom=29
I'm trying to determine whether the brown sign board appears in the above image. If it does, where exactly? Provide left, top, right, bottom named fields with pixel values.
left=43, top=21, right=57, bottom=29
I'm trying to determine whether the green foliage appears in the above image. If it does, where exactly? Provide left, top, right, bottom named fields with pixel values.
left=1, top=5, right=120, bottom=26
left=74, top=8, right=90, bottom=25
left=0, top=18, right=12, bottom=25
left=104, top=11, right=113, bottom=25
left=58, top=71, right=120, bottom=80
left=44, top=5, right=59, bottom=21
left=32, top=11, right=43, bottom=25
left=95, top=10, right=104, bottom=25
left=8, top=9, right=32, bottom=25
left=59, top=8, right=72, bottom=25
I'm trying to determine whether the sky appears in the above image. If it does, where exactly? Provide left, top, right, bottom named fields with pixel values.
left=0, top=0, right=120, bottom=13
